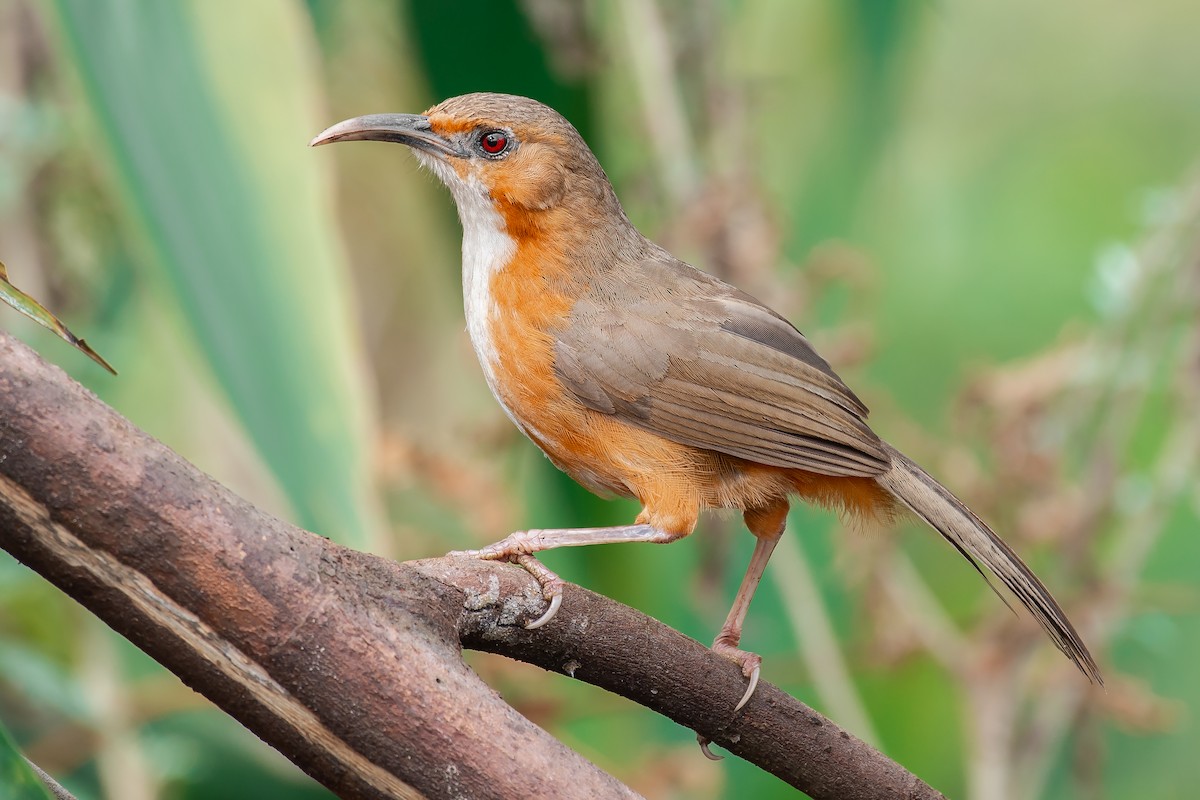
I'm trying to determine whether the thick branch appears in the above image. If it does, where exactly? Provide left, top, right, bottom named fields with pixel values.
left=0, top=332, right=943, bottom=800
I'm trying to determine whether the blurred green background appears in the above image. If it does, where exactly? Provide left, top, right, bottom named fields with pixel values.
left=1, top=1, right=1198, bottom=798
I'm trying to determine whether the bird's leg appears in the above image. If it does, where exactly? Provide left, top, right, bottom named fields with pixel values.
left=450, top=524, right=684, bottom=628
left=713, top=503, right=788, bottom=711
left=711, top=533, right=779, bottom=711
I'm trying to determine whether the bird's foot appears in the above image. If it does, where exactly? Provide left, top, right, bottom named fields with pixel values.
left=449, top=537, right=564, bottom=629
left=513, top=554, right=564, bottom=629
left=449, top=528, right=545, bottom=560
left=694, top=640, right=759, bottom=758
left=711, top=637, right=762, bottom=713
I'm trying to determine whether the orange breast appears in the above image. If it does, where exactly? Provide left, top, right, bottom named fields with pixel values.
left=480, top=204, right=893, bottom=535
left=477, top=207, right=705, bottom=530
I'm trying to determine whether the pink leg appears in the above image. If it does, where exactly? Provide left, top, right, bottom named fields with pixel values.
left=695, top=512, right=785, bottom=756
left=450, top=524, right=684, bottom=628
left=711, top=502, right=788, bottom=714
left=711, top=532, right=781, bottom=711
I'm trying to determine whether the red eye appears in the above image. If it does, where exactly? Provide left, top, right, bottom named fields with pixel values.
left=479, top=130, right=509, bottom=155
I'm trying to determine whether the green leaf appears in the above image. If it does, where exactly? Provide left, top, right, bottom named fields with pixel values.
left=0, top=259, right=116, bottom=374
left=0, top=719, right=54, bottom=800
left=47, top=0, right=382, bottom=546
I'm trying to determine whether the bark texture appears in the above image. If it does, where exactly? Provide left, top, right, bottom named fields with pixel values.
left=0, top=332, right=944, bottom=800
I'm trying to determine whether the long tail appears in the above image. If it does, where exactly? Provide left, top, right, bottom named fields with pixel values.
left=876, top=443, right=1102, bottom=684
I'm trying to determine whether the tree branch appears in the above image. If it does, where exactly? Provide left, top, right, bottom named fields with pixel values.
left=0, top=331, right=944, bottom=800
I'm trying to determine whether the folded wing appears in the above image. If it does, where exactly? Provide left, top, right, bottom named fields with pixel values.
left=554, top=255, right=889, bottom=478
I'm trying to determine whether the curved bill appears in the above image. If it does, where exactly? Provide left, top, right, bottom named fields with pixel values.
left=309, top=113, right=461, bottom=158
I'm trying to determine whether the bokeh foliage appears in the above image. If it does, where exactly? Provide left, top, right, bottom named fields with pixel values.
left=1, top=1, right=1198, bottom=798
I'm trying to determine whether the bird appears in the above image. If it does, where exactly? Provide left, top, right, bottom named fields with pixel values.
left=311, top=93, right=1102, bottom=711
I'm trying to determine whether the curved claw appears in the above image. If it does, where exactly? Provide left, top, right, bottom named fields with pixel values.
left=525, top=591, right=562, bottom=630
left=712, top=638, right=763, bottom=712
left=696, top=734, right=723, bottom=761
left=447, top=543, right=564, bottom=628
left=511, top=553, right=565, bottom=629
left=733, top=663, right=760, bottom=712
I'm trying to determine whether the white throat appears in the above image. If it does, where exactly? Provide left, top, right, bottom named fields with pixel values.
left=415, top=153, right=515, bottom=388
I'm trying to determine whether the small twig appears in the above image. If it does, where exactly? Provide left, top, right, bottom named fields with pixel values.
left=25, top=758, right=78, bottom=800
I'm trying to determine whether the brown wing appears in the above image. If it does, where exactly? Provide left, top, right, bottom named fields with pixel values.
left=554, top=255, right=888, bottom=477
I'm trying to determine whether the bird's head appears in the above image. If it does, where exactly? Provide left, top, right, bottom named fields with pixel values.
left=312, top=93, right=621, bottom=238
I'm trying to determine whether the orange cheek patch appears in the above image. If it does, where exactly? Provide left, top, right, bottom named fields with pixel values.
left=489, top=145, right=567, bottom=211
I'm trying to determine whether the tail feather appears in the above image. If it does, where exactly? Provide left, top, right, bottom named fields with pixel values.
left=877, top=444, right=1102, bottom=684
